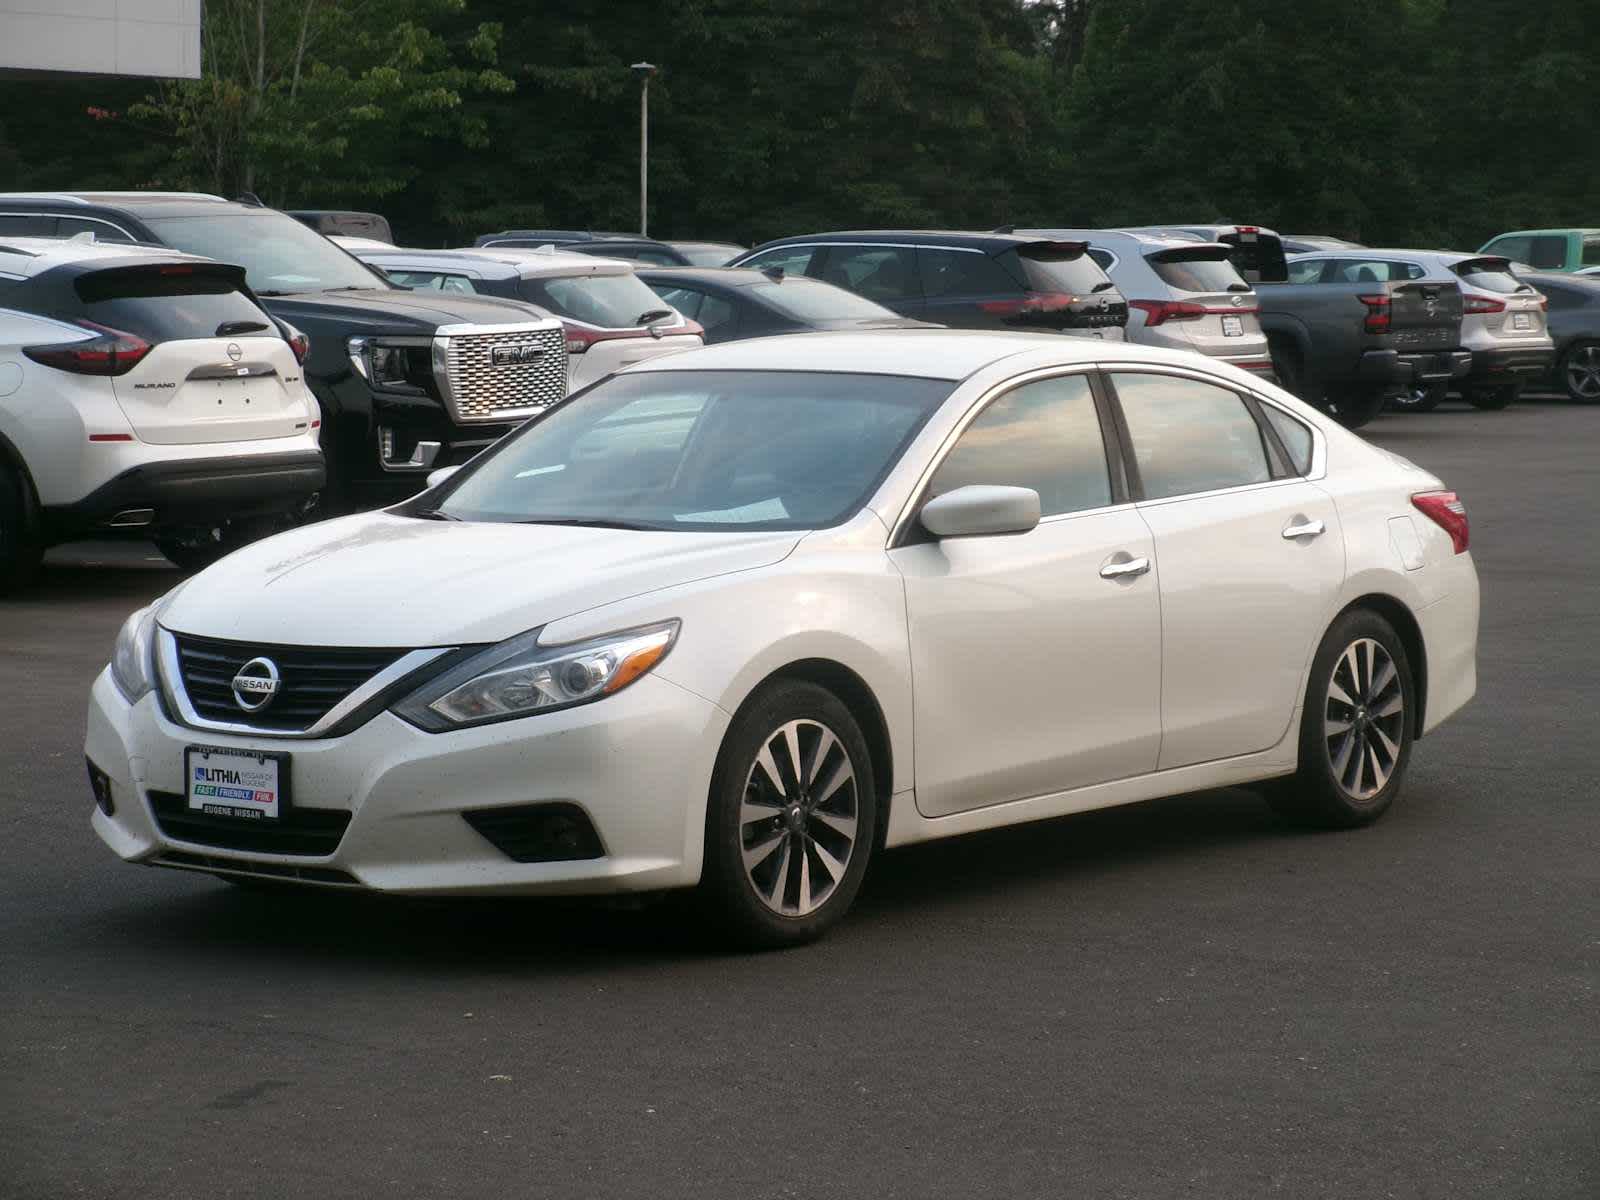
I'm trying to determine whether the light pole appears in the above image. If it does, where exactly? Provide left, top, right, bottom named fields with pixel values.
left=631, top=62, right=657, bottom=237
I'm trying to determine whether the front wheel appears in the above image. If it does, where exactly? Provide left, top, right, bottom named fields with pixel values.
left=1559, top=340, right=1600, bottom=403
left=700, top=679, right=877, bottom=948
left=1267, top=609, right=1415, bottom=829
left=1464, top=382, right=1521, bottom=411
left=0, top=463, right=43, bottom=595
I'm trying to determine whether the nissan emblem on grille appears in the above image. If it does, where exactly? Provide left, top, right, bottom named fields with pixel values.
left=436, top=324, right=568, bottom=424
left=231, top=657, right=281, bottom=712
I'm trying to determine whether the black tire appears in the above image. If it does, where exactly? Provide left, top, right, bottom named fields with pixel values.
left=0, top=462, right=43, bottom=596
left=700, top=679, right=877, bottom=948
left=1267, top=608, right=1416, bottom=830
left=1268, top=337, right=1309, bottom=400
left=1464, top=382, right=1521, bottom=411
left=1558, top=339, right=1600, bottom=403
left=1388, top=382, right=1445, bottom=413
left=1324, top=386, right=1387, bottom=430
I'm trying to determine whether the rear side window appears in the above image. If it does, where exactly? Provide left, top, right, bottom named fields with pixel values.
left=1582, top=236, right=1600, bottom=267
left=1453, top=259, right=1525, bottom=294
left=1329, top=259, right=1424, bottom=283
left=817, top=246, right=919, bottom=304
left=1112, top=373, right=1271, bottom=499
left=1001, top=248, right=1112, bottom=296
left=72, top=267, right=270, bottom=343
left=918, top=248, right=1019, bottom=298
left=1262, top=404, right=1314, bottom=474
left=1148, top=251, right=1251, bottom=294
left=1286, top=258, right=1328, bottom=284
left=927, top=374, right=1110, bottom=517
left=521, top=273, right=673, bottom=328
left=0, top=213, right=57, bottom=236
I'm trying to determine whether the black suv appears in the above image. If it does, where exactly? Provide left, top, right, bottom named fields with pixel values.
left=727, top=231, right=1129, bottom=337
left=0, top=193, right=566, bottom=510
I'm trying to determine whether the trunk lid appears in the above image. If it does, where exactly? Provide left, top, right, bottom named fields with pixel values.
left=1453, top=257, right=1551, bottom=342
left=1381, top=280, right=1463, bottom=351
left=996, top=243, right=1129, bottom=337
left=1143, top=246, right=1269, bottom=359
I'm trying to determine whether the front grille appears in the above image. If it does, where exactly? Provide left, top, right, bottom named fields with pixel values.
left=148, top=790, right=351, bottom=856
left=172, top=633, right=404, bottom=732
left=439, top=325, right=568, bottom=424
left=462, top=803, right=605, bottom=863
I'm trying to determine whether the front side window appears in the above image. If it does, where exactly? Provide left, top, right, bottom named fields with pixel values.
left=1286, top=258, right=1327, bottom=284
left=429, top=370, right=950, bottom=531
left=145, top=211, right=388, bottom=294
left=739, top=245, right=819, bottom=278
left=520, top=273, right=678, bottom=328
left=1112, top=373, right=1271, bottom=500
left=927, top=374, right=1111, bottom=518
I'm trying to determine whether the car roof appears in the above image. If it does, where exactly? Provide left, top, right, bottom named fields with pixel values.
left=0, top=191, right=258, bottom=220
left=1485, top=228, right=1600, bottom=237
left=0, top=235, right=213, bottom=278
left=359, top=246, right=634, bottom=280
left=1122, top=223, right=1282, bottom=238
left=1017, top=228, right=1229, bottom=255
left=747, top=230, right=1072, bottom=252
left=1297, top=248, right=1507, bottom=266
left=624, top=328, right=1211, bottom=382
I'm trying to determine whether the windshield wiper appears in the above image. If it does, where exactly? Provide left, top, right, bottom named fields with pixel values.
left=1090, top=281, right=1116, bottom=293
left=327, top=285, right=381, bottom=292
left=254, top=289, right=297, bottom=297
left=634, top=308, right=676, bottom=326
left=517, top=517, right=660, bottom=531
left=215, top=319, right=270, bottom=336
left=413, top=508, right=460, bottom=521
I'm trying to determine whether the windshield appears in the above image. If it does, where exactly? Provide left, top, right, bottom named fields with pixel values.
left=521, top=273, right=679, bottom=328
left=428, top=370, right=951, bottom=530
left=749, top=278, right=897, bottom=321
left=1148, top=251, right=1252, bottom=294
left=145, top=211, right=389, bottom=294
left=679, top=245, right=744, bottom=267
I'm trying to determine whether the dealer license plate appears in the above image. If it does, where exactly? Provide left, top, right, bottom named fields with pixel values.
left=1511, top=312, right=1532, bottom=330
left=1221, top=315, right=1244, bottom=337
left=185, top=746, right=285, bottom=822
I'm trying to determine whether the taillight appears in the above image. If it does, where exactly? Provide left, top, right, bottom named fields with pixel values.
left=564, top=318, right=702, bottom=354
left=286, top=329, right=310, bottom=364
left=1128, top=299, right=1259, bottom=327
left=1358, top=293, right=1391, bottom=333
left=976, top=292, right=1078, bottom=316
left=1412, top=491, right=1468, bottom=554
left=1462, top=295, right=1506, bottom=315
left=23, top=320, right=151, bottom=376
left=1536, top=295, right=1549, bottom=312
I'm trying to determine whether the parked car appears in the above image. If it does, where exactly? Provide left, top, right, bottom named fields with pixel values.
left=1282, top=235, right=1366, bottom=255
left=352, top=246, right=704, bottom=391
left=729, top=231, right=1128, bottom=338
left=1120, top=223, right=1290, bottom=282
left=637, top=266, right=933, bottom=343
left=289, top=210, right=393, bottom=245
left=1257, top=254, right=1471, bottom=427
left=0, top=238, right=324, bottom=586
left=86, top=331, right=1479, bottom=945
left=664, top=241, right=747, bottom=267
left=473, top=230, right=694, bottom=266
left=0, top=192, right=567, bottom=510
left=1478, top=228, right=1600, bottom=274
left=1286, top=251, right=1552, bottom=412
left=1018, top=229, right=1274, bottom=378
left=1510, top=271, right=1600, bottom=403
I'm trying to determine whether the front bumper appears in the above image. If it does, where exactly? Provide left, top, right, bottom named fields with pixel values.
left=85, top=668, right=729, bottom=895
left=43, top=451, right=325, bottom=539
left=1466, top=346, right=1556, bottom=383
left=1357, top=349, right=1473, bottom=385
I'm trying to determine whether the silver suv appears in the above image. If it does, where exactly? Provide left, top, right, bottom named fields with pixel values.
left=1020, top=229, right=1273, bottom=380
left=1285, top=250, right=1554, bottom=410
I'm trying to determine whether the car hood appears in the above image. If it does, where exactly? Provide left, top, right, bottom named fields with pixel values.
left=260, top=288, right=547, bottom=336
left=158, top=511, right=801, bottom=647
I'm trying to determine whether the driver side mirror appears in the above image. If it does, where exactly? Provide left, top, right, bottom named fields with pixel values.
left=426, top=465, right=460, bottom=490
left=919, top=485, right=1040, bottom=538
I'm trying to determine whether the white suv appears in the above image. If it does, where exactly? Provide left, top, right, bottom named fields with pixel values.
left=0, top=237, right=324, bottom=589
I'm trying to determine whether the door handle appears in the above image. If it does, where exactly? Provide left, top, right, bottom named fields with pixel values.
left=1281, top=518, right=1326, bottom=540
left=1099, top=555, right=1151, bottom=579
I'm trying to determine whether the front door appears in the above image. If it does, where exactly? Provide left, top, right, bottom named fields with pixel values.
left=890, top=372, right=1162, bottom=817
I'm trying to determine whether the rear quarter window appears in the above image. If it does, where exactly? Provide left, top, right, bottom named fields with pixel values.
left=1261, top=404, right=1314, bottom=474
left=71, top=268, right=270, bottom=343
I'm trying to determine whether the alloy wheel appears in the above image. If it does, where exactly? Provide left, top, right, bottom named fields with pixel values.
left=1324, top=638, right=1405, bottom=801
left=739, top=718, right=859, bottom=917
left=1567, top=344, right=1600, bottom=400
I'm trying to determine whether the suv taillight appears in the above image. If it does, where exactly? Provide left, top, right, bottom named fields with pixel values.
left=564, top=318, right=703, bottom=354
left=1462, top=295, right=1506, bottom=315
left=1412, top=491, right=1468, bottom=554
left=1357, top=293, right=1392, bottom=333
left=977, top=292, right=1078, bottom=316
left=1128, top=299, right=1260, bottom=327
left=23, top=321, right=151, bottom=376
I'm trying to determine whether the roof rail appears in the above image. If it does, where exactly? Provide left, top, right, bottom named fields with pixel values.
left=0, top=191, right=228, bottom=204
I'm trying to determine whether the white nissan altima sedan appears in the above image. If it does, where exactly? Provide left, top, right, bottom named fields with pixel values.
left=86, top=332, right=1479, bottom=946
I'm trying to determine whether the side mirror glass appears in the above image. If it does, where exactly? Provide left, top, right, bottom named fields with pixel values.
left=919, top=485, right=1041, bottom=539
left=426, top=465, right=461, bottom=490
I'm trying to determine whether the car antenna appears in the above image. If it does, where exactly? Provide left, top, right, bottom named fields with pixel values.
left=991, top=223, right=1015, bottom=235
left=760, top=266, right=785, bottom=281
left=235, top=192, right=264, bottom=207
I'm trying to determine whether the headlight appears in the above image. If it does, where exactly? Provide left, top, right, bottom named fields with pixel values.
left=392, top=620, right=679, bottom=732
left=347, top=336, right=426, bottom=390
left=110, top=605, right=158, bottom=703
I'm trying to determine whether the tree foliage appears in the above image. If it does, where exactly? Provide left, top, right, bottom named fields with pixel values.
left=1, top=0, right=1592, bottom=249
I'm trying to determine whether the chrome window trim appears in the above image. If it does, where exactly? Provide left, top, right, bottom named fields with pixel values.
left=156, top=628, right=452, bottom=740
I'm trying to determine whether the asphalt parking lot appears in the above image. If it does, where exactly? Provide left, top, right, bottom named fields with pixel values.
left=1, top=397, right=1595, bottom=1199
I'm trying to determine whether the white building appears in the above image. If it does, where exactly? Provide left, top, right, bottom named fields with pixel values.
left=0, top=0, right=200, bottom=79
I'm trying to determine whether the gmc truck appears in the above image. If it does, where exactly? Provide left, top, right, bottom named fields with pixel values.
left=1255, top=268, right=1470, bottom=428
left=0, top=193, right=567, bottom=511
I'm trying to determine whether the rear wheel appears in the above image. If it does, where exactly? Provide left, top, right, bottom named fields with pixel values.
left=1388, top=382, right=1445, bottom=413
left=1267, top=609, right=1415, bottom=829
left=1324, top=385, right=1387, bottom=429
left=1560, top=340, right=1600, bottom=403
left=0, top=463, right=43, bottom=595
left=1464, top=382, right=1521, bottom=410
left=700, top=679, right=877, bottom=948
left=1268, top=337, right=1309, bottom=399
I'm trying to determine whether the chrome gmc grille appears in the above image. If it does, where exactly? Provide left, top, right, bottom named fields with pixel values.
left=433, top=321, right=568, bottom=425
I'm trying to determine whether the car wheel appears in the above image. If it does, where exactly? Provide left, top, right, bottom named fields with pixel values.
left=1388, top=382, right=1445, bottom=413
left=1324, top=386, right=1386, bottom=429
left=701, top=679, right=877, bottom=948
left=1464, top=383, right=1521, bottom=410
left=1268, top=609, right=1415, bottom=829
left=1268, top=337, right=1308, bottom=399
left=1560, top=340, right=1600, bottom=403
left=0, top=463, right=43, bottom=595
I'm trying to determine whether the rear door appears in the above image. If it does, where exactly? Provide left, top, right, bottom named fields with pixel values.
left=1145, top=246, right=1268, bottom=360
left=75, top=264, right=312, bottom=445
left=1454, top=257, right=1550, bottom=343
left=995, top=243, right=1128, bottom=339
